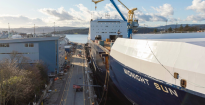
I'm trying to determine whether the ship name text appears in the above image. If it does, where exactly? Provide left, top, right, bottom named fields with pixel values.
left=124, top=69, right=149, bottom=85
left=154, top=82, right=178, bottom=97
left=124, top=69, right=178, bottom=97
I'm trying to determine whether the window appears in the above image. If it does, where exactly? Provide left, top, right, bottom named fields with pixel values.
left=0, top=43, right=9, bottom=47
left=174, top=72, right=179, bottom=79
left=181, top=79, right=187, bottom=88
left=25, top=43, right=34, bottom=47
left=29, top=43, right=34, bottom=47
left=25, top=43, right=28, bottom=47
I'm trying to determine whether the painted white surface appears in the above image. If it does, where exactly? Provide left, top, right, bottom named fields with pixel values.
left=111, top=38, right=205, bottom=94
left=88, top=19, right=127, bottom=40
left=11, top=35, right=22, bottom=39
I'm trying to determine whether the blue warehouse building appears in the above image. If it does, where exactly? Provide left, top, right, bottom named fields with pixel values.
left=0, top=35, right=68, bottom=74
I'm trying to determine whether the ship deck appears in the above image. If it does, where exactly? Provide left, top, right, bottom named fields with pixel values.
left=104, top=41, right=111, bottom=51
left=91, top=40, right=111, bottom=54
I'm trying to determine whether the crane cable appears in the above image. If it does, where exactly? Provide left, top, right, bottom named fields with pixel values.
left=138, top=34, right=205, bottom=88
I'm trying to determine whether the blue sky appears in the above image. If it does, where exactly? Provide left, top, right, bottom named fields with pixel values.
left=0, top=0, right=205, bottom=28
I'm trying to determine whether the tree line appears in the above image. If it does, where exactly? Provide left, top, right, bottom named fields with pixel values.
left=0, top=51, right=48, bottom=105
left=52, top=28, right=89, bottom=34
left=153, top=24, right=204, bottom=33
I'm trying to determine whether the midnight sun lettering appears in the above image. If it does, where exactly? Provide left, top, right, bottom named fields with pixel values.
left=124, top=69, right=149, bottom=85
left=154, top=82, right=178, bottom=97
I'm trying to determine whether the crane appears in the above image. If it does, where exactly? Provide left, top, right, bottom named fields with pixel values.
left=92, top=0, right=104, bottom=10
left=92, top=0, right=139, bottom=38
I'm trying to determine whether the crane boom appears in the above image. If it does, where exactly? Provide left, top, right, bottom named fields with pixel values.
left=110, top=0, right=127, bottom=21
left=117, top=0, right=129, bottom=10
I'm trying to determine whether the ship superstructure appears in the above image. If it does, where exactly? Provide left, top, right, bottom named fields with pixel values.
left=88, top=19, right=127, bottom=40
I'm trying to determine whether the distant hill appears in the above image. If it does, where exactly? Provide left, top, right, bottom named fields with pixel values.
left=0, top=27, right=86, bottom=34
left=154, top=24, right=205, bottom=29
left=55, top=28, right=89, bottom=34
left=136, top=27, right=163, bottom=34
left=57, top=24, right=205, bottom=34
left=1, top=24, right=204, bottom=34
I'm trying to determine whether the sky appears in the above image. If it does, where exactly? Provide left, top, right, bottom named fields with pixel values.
left=0, top=0, right=205, bottom=28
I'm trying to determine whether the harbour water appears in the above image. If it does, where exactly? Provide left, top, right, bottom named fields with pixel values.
left=66, top=34, right=88, bottom=43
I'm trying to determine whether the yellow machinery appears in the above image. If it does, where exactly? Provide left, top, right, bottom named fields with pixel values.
left=92, top=0, right=104, bottom=10
left=117, top=0, right=137, bottom=25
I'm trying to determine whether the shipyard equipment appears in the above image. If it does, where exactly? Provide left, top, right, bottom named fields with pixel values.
left=92, top=0, right=139, bottom=38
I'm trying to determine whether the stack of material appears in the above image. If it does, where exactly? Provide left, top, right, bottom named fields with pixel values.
left=106, top=38, right=110, bottom=42
left=98, top=40, right=104, bottom=46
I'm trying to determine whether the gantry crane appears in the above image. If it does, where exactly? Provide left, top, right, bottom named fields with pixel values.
left=92, top=0, right=139, bottom=38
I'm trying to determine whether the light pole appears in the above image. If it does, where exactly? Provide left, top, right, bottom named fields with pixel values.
left=166, top=20, right=167, bottom=33
left=34, top=24, right=35, bottom=37
left=54, top=22, right=55, bottom=35
left=8, top=23, right=10, bottom=34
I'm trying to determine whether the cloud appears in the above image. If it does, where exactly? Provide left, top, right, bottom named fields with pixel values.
left=104, top=3, right=169, bottom=22
left=187, top=0, right=205, bottom=13
left=186, top=0, right=205, bottom=22
left=152, top=4, right=174, bottom=17
left=135, top=14, right=168, bottom=22
left=169, top=17, right=178, bottom=22
left=0, top=3, right=177, bottom=28
left=36, top=3, right=174, bottom=27
left=142, top=7, right=147, bottom=12
left=0, top=15, right=45, bottom=27
left=186, top=14, right=205, bottom=22
left=39, top=7, right=74, bottom=21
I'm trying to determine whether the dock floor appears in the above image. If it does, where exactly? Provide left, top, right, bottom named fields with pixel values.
left=60, top=43, right=87, bottom=105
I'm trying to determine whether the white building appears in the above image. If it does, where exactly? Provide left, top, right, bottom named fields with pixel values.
left=88, top=19, right=127, bottom=40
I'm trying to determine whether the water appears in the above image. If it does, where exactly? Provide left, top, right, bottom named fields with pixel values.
left=66, top=34, right=88, bottom=43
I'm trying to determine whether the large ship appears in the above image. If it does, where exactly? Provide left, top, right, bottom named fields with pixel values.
left=87, top=1, right=205, bottom=105
left=87, top=19, right=131, bottom=104
left=110, top=33, right=205, bottom=105
left=88, top=20, right=205, bottom=105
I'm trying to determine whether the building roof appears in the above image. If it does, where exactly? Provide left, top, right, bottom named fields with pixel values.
left=0, top=36, right=60, bottom=43
left=92, top=19, right=126, bottom=22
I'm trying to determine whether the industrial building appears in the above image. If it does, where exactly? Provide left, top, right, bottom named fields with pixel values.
left=0, top=36, right=68, bottom=74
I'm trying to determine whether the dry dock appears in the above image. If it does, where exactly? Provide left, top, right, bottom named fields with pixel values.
left=41, top=43, right=97, bottom=105
left=59, top=43, right=96, bottom=105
